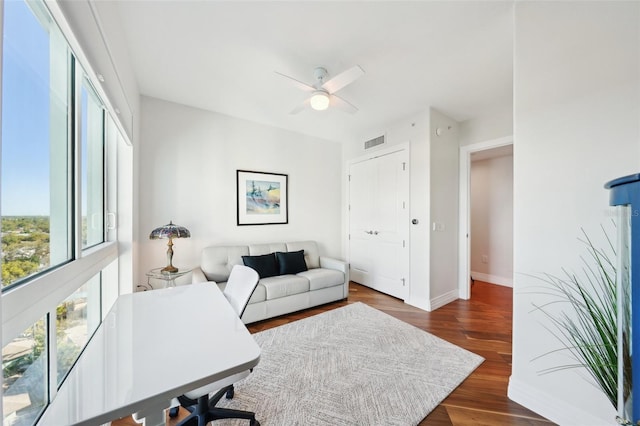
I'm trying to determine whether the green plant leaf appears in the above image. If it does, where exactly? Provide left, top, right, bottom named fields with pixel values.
left=528, top=224, right=631, bottom=410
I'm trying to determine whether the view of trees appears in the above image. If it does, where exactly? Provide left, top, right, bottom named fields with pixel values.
left=2, top=216, right=50, bottom=287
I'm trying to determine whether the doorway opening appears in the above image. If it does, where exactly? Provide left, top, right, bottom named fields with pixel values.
left=458, top=136, right=513, bottom=299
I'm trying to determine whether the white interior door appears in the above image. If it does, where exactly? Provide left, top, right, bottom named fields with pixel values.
left=349, top=149, right=409, bottom=300
left=349, top=159, right=375, bottom=287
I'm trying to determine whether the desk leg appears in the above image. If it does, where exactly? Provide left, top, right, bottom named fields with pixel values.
left=132, top=399, right=171, bottom=426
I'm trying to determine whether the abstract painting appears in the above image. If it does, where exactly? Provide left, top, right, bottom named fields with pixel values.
left=237, top=170, right=288, bottom=225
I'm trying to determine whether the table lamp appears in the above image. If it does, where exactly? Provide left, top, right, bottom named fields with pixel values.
left=149, top=221, right=191, bottom=273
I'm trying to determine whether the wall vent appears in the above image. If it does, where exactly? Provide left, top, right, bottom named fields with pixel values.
left=364, top=135, right=385, bottom=150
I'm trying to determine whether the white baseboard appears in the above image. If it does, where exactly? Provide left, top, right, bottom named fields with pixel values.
left=507, top=376, right=616, bottom=425
left=470, top=271, right=512, bottom=287
left=430, top=289, right=458, bottom=310
left=405, top=296, right=431, bottom=312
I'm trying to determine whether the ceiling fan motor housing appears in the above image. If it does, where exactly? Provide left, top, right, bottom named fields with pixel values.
left=313, top=67, right=329, bottom=87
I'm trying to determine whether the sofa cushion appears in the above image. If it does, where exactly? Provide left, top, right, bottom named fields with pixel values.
left=260, top=275, right=309, bottom=300
left=249, top=243, right=287, bottom=256
left=297, top=269, right=345, bottom=291
left=219, top=281, right=266, bottom=304
left=249, top=283, right=267, bottom=304
left=286, top=241, right=320, bottom=269
left=242, top=253, right=279, bottom=278
left=275, top=250, right=308, bottom=275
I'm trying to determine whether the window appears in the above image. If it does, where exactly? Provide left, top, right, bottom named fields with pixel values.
left=1, top=1, right=123, bottom=425
left=55, top=273, right=101, bottom=386
left=1, top=0, right=71, bottom=289
left=2, top=319, right=47, bottom=426
left=81, top=80, right=105, bottom=249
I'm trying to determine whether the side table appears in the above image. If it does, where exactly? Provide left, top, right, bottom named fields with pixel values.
left=146, top=267, right=193, bottom=289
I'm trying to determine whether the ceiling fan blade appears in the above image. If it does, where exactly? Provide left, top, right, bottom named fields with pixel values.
left=289, top=98, right=310, bottom=115
left=275, top=71, right=316, bottom=92
left=322, top=65, right=365, bottom=94
left=330, top=94, right=358, bottom=114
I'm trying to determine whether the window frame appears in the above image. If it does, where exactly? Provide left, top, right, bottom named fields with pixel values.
left=79, top=74, right=107, bottom=251
left=2, top=243, right=116, bottom=349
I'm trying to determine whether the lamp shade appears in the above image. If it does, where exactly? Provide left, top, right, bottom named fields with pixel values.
left=149, top=221, right=191, bottom=240
left=149, top=221, right=190, bottom=273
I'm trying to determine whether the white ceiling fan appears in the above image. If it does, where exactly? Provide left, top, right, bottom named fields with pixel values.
left=275, top=65, right=365, bottom=114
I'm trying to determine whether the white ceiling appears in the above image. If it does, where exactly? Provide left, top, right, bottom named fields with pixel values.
left=111, top=1, right=514, bottom=143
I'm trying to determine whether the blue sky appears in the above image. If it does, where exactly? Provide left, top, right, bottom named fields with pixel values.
left=2, top=0, right=53, bottom=216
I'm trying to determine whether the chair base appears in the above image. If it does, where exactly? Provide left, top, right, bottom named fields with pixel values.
left=173, top=385, right=259, bottom=426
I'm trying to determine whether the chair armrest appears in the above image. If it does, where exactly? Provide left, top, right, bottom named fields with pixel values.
left=192, top=266, right=208, bottom=283
left=319, top=256, right=348, bottom=274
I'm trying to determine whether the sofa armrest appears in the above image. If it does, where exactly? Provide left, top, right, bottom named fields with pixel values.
left=192, top=266, right=208, bottom=283
left=320, top=256, right=349, bottom=298
left=319, top=256, right=347, bottom=274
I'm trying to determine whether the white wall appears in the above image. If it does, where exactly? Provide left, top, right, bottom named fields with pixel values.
left=470, top=154, right=513, bottom=287
left=429, top=109, right=459, bottom=308
left=138, top=96, right=344, bottom=285
left=344, top=108, right=460, bottom=311
left=509, top=2, right=640, bottom=424
left=344, top=111, right=432, bottom=310
left=459, top=107, right=512, bottom=147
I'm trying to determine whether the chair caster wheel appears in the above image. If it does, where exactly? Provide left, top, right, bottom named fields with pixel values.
left=250, top=420, right=260, bottom=426
left=226, top=387, right=235, bottom=399
left=168, top=406, right=179, bottom=418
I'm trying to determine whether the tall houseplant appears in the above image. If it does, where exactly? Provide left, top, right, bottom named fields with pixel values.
left=530, top=225, right=631, bottom=420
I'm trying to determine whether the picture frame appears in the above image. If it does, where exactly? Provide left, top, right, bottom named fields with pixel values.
left=237, top=170, right=288, bottom=226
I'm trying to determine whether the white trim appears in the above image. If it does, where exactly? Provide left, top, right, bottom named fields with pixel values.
left=346, top=141, right=409, bottom=166
left=430, top=289, right=458, bottom=310
left=458, top=136, right=513, bottom=299
left=0, top=2, right=4, bottom=419
left=470, top=271, right=513, bottom=287
left=405, top=296, right=431, bottom=312
left=508, top=375, right=614, bottom=425
left=47, top=308, right=58, bottom=402
left=73, top=60, right=84, bottom=262
left=2, top=241, right=118, bottom=346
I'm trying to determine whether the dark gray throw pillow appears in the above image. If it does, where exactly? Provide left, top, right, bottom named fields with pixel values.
left=275, top=250, right=308, bottom=275
left=242, top=253, right=278, bottom=278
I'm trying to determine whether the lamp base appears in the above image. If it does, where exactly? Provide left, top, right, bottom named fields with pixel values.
left=161, top=265, right=179, bottom=273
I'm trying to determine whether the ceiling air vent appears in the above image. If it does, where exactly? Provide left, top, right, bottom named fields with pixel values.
left=364, top=135, right=385, bottom=150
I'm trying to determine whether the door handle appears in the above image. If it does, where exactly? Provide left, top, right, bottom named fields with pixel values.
left=373, top=231, right=379, bottom=235
left=364, top=230, right=373, bottom=235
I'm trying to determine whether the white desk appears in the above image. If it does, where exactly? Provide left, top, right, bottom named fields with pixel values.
left=37, top=282, right=261, bottom=426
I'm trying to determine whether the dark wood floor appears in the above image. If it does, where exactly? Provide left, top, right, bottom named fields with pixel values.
left=114, top=281, right=554, bottom=425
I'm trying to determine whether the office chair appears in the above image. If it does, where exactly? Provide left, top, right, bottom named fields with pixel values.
left=171, top=264, right=261, bottom=426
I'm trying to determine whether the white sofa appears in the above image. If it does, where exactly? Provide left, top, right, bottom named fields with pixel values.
left=192, top=241, right=349, bottom=324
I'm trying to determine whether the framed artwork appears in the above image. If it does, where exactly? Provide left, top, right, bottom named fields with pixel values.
left=237, top=170, right=288, bottom=225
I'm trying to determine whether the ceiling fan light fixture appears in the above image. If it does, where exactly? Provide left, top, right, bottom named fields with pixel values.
left=309, top=91, right=330, bottom=111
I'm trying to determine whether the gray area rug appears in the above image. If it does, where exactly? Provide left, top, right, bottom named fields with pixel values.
left=216, top=302, right=484, bottom=425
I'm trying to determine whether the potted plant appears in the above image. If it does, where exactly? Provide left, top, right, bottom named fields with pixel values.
left=530, top=225, right=631, bottom=423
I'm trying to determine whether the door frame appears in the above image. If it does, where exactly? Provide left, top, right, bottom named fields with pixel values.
left=458, top=135, right=513, bottom=299
left=346, top=142, right=410, bottom=297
